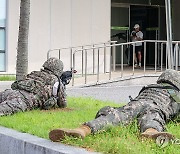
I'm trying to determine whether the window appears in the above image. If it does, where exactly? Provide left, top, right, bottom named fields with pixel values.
left=0, top=0, right=6, bottom=71
left=111, top=0, right=165, bottom=6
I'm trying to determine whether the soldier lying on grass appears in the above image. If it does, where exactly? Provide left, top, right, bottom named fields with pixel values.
left=49, top=69, right=180, bottom=145
left=0, top=57, right=73, bottom=116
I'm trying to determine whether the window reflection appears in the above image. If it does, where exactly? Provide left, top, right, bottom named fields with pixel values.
left=0, top=0, right=6, bottom=71
left=0, top=53, right=5, bottom=71
left=0, top=29, right=5, bottom=50
left=0, top=0, right=6, bottom=23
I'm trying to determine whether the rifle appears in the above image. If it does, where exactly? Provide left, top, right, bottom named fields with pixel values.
left=56, top=68, right=77, bottom=108
left=111, top=32, right=127, bottom=41
left=60, top=68, right=77, bottom=85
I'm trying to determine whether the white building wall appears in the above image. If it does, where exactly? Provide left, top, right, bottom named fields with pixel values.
left=6, top=0, right=20, bottom=73
left=51, top=0, right=71, bottom=48
left=6, top=0, right=110, bottom=74
left=28, top=0, right=51, bottom=72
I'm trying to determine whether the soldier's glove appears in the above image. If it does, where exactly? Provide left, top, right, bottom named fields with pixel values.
left=57, top=90, right=67, bottom=108
left=43, top=97, right=57, bottom=110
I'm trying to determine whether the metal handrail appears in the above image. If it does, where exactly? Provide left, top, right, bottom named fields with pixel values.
left=47, top=41, right=116, bottom=71
left=71, top=40, right=180, bottom=86
left=72, top=41, right=143, bottom=85
left=47, top=41, right=116, bottom=59
left=174, top=42, right=180, bottom=71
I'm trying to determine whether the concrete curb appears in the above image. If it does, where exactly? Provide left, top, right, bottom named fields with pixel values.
left=0, top=126, right=98, bottom=154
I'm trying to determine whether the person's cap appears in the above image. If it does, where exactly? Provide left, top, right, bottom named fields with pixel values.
left=134, top=24, right=140, bottom=29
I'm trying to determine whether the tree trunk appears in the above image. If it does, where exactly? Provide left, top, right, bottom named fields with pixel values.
left=16, top=0, right=30, bottom=81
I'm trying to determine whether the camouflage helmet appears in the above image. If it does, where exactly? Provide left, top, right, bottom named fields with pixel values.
left=157, top=69, right=180, bottom=90
left=43, top=57, right=64, bottom=76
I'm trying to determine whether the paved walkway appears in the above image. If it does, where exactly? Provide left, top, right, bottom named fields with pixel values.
left=0, top=81, right=12, bottom=91
left=0, top=69, right=160, bottom=103
left=69, top=66, right=162, bottom=87
left=66, top=66, right=160, bottom=103
left=67, top=76, right=158, bottom=103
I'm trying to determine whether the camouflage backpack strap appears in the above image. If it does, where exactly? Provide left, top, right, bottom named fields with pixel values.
left=43, top=66, right=66, bottom=108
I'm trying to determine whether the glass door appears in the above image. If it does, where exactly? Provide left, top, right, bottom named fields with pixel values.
left=130, top=5, right=159, bottom=66
left=111, top=4, right=129, bottom=64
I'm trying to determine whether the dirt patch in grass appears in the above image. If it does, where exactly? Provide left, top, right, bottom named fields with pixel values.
left=41, top=107, right=74, bottom=112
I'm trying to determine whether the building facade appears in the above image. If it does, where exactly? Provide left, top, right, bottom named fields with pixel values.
left=0, top=0, right=180, bottom=74
left=1, top=0, right=111, bottom=74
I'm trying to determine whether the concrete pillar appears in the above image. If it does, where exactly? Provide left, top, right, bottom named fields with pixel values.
left=172, top=0, right=180, bottom=40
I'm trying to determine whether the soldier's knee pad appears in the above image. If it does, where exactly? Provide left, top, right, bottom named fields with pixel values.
left=138, top=110, right=166, bottom=132
left=95, top=106, right=116, bottom=118
left=139, top=120, right=165, bottom=133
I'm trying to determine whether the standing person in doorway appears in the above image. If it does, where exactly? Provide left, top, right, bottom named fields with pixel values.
left=131, top=24, right=143, bottom=67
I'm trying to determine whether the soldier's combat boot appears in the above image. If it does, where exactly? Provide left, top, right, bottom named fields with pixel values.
left=141, top=128, right=174, bottom=140
left=49, top=125, right=91, bottom=142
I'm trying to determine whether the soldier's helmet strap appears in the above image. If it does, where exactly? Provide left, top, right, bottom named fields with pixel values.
left=43, top=67, right=62, bottom=107
left=161, top=80, right=180, bottom=91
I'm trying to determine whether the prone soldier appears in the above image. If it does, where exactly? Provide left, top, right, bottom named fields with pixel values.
left=0, top=57, right=72, bottom=116
left=49, top=69, right=180, bottom=143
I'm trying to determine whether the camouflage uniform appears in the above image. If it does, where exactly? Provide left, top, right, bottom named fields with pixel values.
left=84, top=69, right=180, bottom=133
left=0, top=57, right=66, bottom=116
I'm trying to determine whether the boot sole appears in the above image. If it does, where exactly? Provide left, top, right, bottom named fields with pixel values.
left=141, top=132, right=174, bottom=140
left=49, top=129, right=82, bottom=142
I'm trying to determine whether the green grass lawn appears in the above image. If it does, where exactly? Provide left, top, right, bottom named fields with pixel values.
left=0, top=75, right=16, bottom=81
left=0, top=97, right=179, bottom=154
